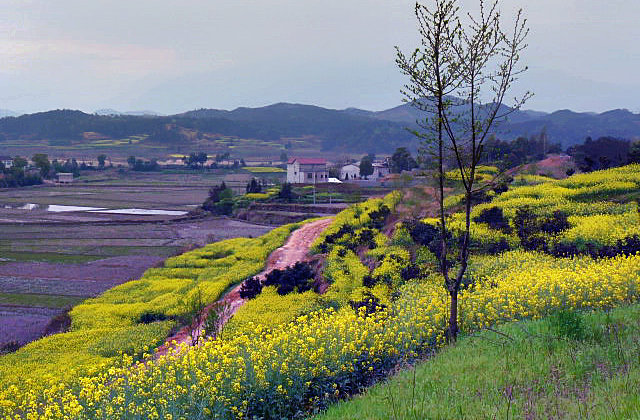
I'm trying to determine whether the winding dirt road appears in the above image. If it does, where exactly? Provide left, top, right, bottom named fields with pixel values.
left=154, top=217, right=333, bottom=357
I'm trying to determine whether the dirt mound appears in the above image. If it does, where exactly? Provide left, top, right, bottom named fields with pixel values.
left=512, top=154, right=575, bottom=179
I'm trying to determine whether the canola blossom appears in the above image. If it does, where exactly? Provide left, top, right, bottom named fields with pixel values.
left=2, top=249, right=640, bottom=419
left=2, top=167, right=640, bottom=418
left=0, top=222, right=306, bottom=391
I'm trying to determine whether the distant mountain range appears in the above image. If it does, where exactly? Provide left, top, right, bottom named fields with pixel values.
left=177, top=102, right=640, bottom=148
left=1, top=102, right=639, bottom=152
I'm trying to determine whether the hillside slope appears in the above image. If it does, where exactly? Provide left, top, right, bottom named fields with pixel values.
left=3, top=102, right=640, bottom=153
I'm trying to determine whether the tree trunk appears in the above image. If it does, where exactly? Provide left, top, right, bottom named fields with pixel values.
left=448, top=289, right=459, bottom=342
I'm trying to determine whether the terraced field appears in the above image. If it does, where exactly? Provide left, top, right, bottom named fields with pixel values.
left=0, top=172, right=278, bottom=349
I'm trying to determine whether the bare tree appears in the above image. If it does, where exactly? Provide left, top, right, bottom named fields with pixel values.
left=397, top=0, right=531, bottom=341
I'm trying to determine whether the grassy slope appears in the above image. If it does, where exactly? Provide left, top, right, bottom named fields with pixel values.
left=0, top=293, right=84, bottom=308
left=316, top=304, right=640, bottom=419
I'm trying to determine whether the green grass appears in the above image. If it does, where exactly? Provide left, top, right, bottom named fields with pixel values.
left=244, top=166, right=286, bottom=173
left=0, top=251, right=103, bottom=264
left=316, top=304, right=640, bottom=419
left=0, top=293, right=84, bottom=308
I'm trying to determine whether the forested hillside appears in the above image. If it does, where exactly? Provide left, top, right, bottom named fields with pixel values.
left=2, top=102, right=640, bottom=153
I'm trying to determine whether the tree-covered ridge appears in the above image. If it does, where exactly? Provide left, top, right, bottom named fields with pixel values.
left=4, top=103, right=640, bottom=152
left=0, top=106, right=416, bottom=153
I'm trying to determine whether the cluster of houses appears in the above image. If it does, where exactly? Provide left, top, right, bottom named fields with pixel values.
left=0, top=155, right=13, bottom=169
left=0, top=155, right=73, bottom=184
left=286, top=157, right=390, bottom=185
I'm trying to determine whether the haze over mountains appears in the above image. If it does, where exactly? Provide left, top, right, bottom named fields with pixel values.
left=1, top=101, right=639, bottom=153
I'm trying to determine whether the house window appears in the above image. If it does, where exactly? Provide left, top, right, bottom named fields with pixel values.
left=308, top=173, right=313, bottom=179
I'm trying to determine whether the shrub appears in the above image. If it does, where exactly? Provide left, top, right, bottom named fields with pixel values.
left=349, top=291, right=386, bottom=316
left=368, top=204, right=391, bottom=229
left=404, top=220, right=451, bottom=260
left=202, top=182, right=234, bottom=215
left=246, top=178, right=262, bottom=194
left=473, top=206, right=512, bottom=233
left=540, top=210, right=570, bottom=234
left=278, top=182, right=295, bottom=202
left=357, top=228, right=376, bottom=249
left=138, top=311, right=168, bottom=324
left=492, top=177, right=512, bottom=194
left=264, top=262, right=315, bottom=296
left=485, top=237, right=510, bottom=254
left=551, top=234, right=640, bottom=259
left=401, top=265, right=421, bottom=282
left=362, top=274, right=377, bottom=288
left=405, top=220, right=439, bottom=247
left=239, top=276, right=263, bottom=300
left=513, top=206, right=570, bottom=251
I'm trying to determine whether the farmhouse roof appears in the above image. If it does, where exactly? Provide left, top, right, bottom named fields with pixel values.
left=287, top=157, right=327, bottom=165
left=0, top=155, right=12, bottom=161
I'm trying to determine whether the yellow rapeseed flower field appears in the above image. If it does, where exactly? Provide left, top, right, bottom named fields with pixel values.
left=1, top=167, right=640, bottom=418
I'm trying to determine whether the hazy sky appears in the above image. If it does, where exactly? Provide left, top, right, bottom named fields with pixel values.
left=1, top=0, right=639, bottom=114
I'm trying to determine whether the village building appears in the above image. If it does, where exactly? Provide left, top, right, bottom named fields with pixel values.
left=286, top=158, right=328, bottom=184
left=57, top=173, right=74, bottom=184
left=340, top=164, right=360, bottom=180
left=0, top=156, right=13, bottom=169
left=339, top=161, right=389, bottom=181
left=372, top=162, right=390, bottom=179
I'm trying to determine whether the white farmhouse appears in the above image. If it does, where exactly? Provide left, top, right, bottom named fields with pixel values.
left=0, top=156, right=13, bottom=169
left=57, top=173, right=74, bottom=184
left=286, top=158, right=329, bottom=184
left=372, top=162, right=390, bottom=179
left=340, top=164, right=360, bottom=180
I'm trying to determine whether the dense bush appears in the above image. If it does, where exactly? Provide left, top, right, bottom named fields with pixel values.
left=316, top=224, right=355, bottom=253
left=356, top=228, right=376, bottom=249
left=473, top=206, right=512, bottom=233
left=263, top=262, right=315, bottom=296
left=551, top=234, right=640, bottom=259
left=367, top=204, right=391, bottom=230
left=0, top=166, right=43, bottom=188
left=404, top=220, right=451, bottom=260
left=278, top=182, right=295, bottom=202
left=400, top=264, right=421, bottom=282
left=484, top=237, right=511, bottom=254
left=349, top=291, right=386, bottom=316
left=239, top=276, right=263, bottom=299
left=540, top=210, right=571, bottom=234
left=513, top=206, right=570, bottom=251
left=312, top=193, right=402, bottom=254
left=202, top=182, right=234, bottom=215
left=246, top=178, right=263, bottom=193
left=137, top=311, right=168, bottom=324
left=405, top=220, right=440, bottom=246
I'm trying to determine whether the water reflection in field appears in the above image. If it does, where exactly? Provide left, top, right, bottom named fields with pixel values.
left=2, top=203, right=187, bottom=215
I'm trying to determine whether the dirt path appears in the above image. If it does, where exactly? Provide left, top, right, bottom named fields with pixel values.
left=154, top=217, right=333, bottom=357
